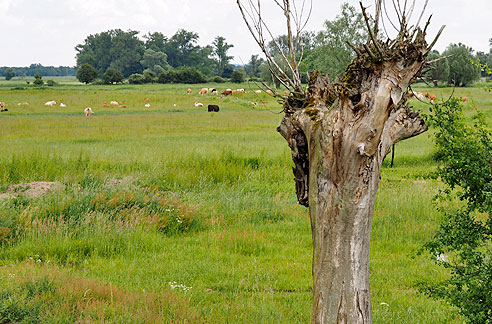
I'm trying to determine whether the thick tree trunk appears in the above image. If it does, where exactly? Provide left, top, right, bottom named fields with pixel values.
left=279, top=47, right=429, bottom=323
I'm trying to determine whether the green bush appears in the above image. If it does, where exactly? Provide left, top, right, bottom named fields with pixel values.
left=158, top=70, right=177, bottom=84
left=174, top=66, right=207, bottom=84
left=211, top=76, right=226, bottom=83
left=46, top=80, right=57, bottom=87
left=76, top=63, right=98, bottom=84
left=158, top=67, right=206, bottom=84
left=32, top=72, right=44, bottom=86
left=248, top=77, right=261, bottom=82
left=128, top=73, right=146, bottom=84
left=4, top=67, right=15, bottom=81
left=103, top=68, right=124, bottom=84
left=419, top=98, right=492, bottom=323
left=231, top=69, right=245, bottom=83
left=143, top=70, right=157, bottom=83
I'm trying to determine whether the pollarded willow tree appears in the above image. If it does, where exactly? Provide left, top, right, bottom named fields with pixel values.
left=236, top=0, right=444, bottom=323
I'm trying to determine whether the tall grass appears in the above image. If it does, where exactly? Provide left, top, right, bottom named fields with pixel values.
left=0, top=83, right=483, bottom=322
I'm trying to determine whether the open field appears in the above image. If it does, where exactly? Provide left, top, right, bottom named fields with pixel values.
left=1, top=81, right=491, bottom=323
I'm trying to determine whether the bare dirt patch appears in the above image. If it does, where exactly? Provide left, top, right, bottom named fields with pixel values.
left=0, top=181, right=64, bottom=199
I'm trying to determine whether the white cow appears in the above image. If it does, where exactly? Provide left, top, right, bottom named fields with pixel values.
left=84, top=107, right=93, bottom=117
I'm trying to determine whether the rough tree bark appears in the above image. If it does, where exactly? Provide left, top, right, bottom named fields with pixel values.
left=237, top=1, right=443, bottom=323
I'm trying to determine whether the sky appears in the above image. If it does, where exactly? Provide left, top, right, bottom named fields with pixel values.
left=0, top=0, right=490, bottom=67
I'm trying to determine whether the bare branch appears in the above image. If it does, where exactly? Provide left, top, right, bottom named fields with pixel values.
left=374, top=0, right=382, bottom=36
left=360, top=2, right=384, bottom=59
left=382, top=0, right=399, bottom=32
left=345, top=40, right=363, bottom=56
left=426, top=54, right=452, bottom=65
left=415, top=0, right=429, bottom=28
left=427, top=25, right=445, bottom=52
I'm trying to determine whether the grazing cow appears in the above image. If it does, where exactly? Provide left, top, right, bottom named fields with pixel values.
left=424, top=92, right=430, bottom=98
left=17, top=102, right=29, bottom=106
left=221, top=89, right=233, bottom=96
left=462, top=96, right=468, bottom=103
left=255, top=90, right=262, bottom=94
left=415, top=92, right=425, bottom=101
left=266, top=90, right=274, bottom=95
left=187, top=88, right=192, bottom=94
left=199, top=88, right=208, bottom=95
left=110, top=101, right=118, bottom=106
left=84, top=107, right=93, bottom=117
left=261, top=101, right=266, bottom=104
left=194, top=102, right=203, bottom=107
left=408, top=91, right=414, bottom=98
left=44, top=100, right=57, bottom=106
left=208, top=104, right=219, bottom=112
left=102, top=103, right=110, bottom=108
left=145, top=103, right=150, bottom=108
left=211, top=89, right=218, bottom=95
left=60, top=103, right=66, bottom=107
left=429, top=94, right=437, bottom=103
left=144, top=97, right=150, bottom=102
left=119, top=105, right=127, bottom=108
left=0, top=102, right=7, bottom=112
left=0, top=108, right=7, bottom=112
left=251, top=102, right=258, bottom=107
left=283, top=90, right=289, bottom=95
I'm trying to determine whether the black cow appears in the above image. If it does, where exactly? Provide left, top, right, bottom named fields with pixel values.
left=208, top=104, right=220, bottom=112
left=0, top=108, right=8, bottom=112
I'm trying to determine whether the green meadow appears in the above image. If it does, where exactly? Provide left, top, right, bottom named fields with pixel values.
left=0, top=78, right=491, bottom=323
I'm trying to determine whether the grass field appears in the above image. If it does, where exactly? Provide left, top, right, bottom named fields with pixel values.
left=0, top=79, right=490, bottom=323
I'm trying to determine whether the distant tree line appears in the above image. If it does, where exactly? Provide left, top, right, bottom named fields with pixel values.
left=75, top=29, right=241, bottom=84
left=0, top=64, right=76, bottom=79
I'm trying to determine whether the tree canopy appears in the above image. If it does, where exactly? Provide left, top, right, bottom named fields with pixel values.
left=304, top=3, right=367, bottom=79
left=3, top=68, right=15, bottom=81
left=443, top=43, right=481, bottom=86
left=76, top=64, right=98, bottom=84
left=75, top=28, right=233, bottom=80
left=212, top=36, right=234, bottom=77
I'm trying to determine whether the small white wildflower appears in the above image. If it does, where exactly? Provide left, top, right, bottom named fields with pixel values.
left=37, top=259, right=42, bottom=263
left=436, top=253, right=448, bottom=262
left=168, top=281, right=192, bottom=292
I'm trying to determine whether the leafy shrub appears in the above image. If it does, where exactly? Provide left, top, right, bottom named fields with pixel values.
left=174, top=66, right=207, bottom=84
left=158, top=67, right=206, bottom=84
left=143, top=70, right=157, bottom=83
left=419, top=98, right=492, bottom=324
left=32, top=72, right=43, bottom=86
left=158, top=70, right=178, bottom=84
left=103, top=68, right=124, bottom=84
left=76, top=63, right=98, bottom=84
left=46, top=80, right=57, bottom=87
left=231, top=69, right=245, bottom=83
left=211, top=76, right=226, bottom=83
left=128, top=73, right=146, bottom=84
left=248, top=77, right=261, bottom=82
left=4, top=67, right=15, bottom=80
